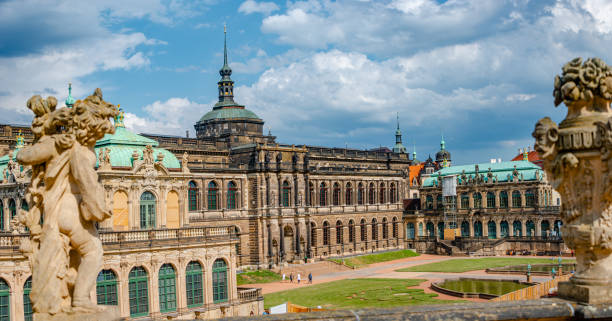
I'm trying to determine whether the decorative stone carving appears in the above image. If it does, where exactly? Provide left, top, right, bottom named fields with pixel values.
left=16, top=89, right=119, bottom=319
left=534, top=57, right=612, bottom=304
left=182, top=151, right=190, bottom=173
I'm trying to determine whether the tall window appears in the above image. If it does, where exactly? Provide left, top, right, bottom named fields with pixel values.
left=500, top=221, right=509, bottom=238
left=24, top=277, right=32, bottom=321
left=309, top=182, right=315, bottom=206
left=488, top=221, right=497, bottom=239
left=473, top=221, right=483, bottom=237
left=333, top=183, right=340, bottom=206
left=139, top=192, right=156, bottom=229
left=379, top=183, right=386, bottom=204
left=382, top=217, right=388, bottom=239
left=188, top=181, right=199, bottom=211
left=461, top=221, right=470, bottom=237
left=525, top=190, right=535, bottom=207
left=129, top=267, right=149, bottom=317
left=473, top=193, right=482, bottom=208
left=319, top=183, right=328, bottom=206
left=418, top=222, right=423, bottom=237
left=407, top=223, right=415, bottom=239
left=186, top=261, right=203, bottom=307
left=368, top=183, right=375, bottom=204
left=392, top=217, right=398, bottom=238
left=323, top=221, right=330, bottom=245
left=500, top=191, right=508, bottom=208
left=336, top=220, right=343, bottom=244
left=282, top=181, right=290, bottom=207
left=208, top=181, right=218, bottom=210
left=212, top=259, right=228, bottom=303
left=227, top=181, right=237, bottom=209
left=310, top=222, right=317, bottom=246
left=360, top=219, right=367, bottom=241
left=426, top=195, right=433, bottom=209
left=390, top=183, right=397, bottom=203
left=21, top=199, right=28, bottom=211
left=158, top=264, right=177, bottom=312
left=0, top=200, right=3, bottom=231
left=8, top=199, right=16, bottom=221
left=0, top=278, right=8, bottom=321
left=348, top=220, right=355, bottom=242
left=486, top=192, right=495, bottom=208
left=371, top=218, right=378, bottom=240
left=513, top=220, right=522, bottom=237
left=512, top=190, right=521, bottom=208
left=358, top=183, right=364, bottom=205
left=345, top=183, right=352, bottom=205
left=436, top=195, right=443, bottom=209
left=461, top=193, right=469, bottom=209
left=97, top=270, right=118, bottom=306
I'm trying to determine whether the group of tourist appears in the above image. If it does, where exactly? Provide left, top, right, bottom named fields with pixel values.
left=282, top=272, right=313, bottom=284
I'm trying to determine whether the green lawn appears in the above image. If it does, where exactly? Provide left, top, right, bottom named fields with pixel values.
left=237, top=270, right=282, bottom=285
left=263, top=278, right=463, bottom=309
left=396, top=257, right=575, bottom=273
left=329, top=250, right=420, bottom=269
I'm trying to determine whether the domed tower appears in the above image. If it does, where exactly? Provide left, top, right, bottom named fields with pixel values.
left=194, top=26, right=271, bottom=146
left=435, top=134, right=451, bottom=167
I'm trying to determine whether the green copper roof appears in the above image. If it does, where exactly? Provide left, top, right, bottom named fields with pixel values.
left=199, top=107, right=261, bottom=122
left=422, top=160, right=542, bottom=187
left=95, top=126, right=180, bottom=169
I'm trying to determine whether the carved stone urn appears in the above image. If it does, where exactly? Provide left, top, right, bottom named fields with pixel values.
left=534, top=57, right=612, bottom=304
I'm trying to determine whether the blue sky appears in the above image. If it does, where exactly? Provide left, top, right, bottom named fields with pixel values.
left=1, top=0, right=612, bottom=165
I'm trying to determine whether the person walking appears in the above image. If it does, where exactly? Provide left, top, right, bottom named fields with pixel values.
left=308, top=272, right=313, bottom=284
left=282, top=273, right=286, bottom=283
left=289, top=273, right=294, bottom=283
left=297, top=273, right=301, bottom=284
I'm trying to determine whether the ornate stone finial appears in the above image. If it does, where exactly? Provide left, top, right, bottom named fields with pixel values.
left=65, top=82, right=75, bottom=108
left=114, top=105, right=125, bottom=128
left=523, top=147, right=529, bottom=161
left=535, top=57, right=612, bottom=304
left=15, top=130, right=25, bottom=148
left=17, top=88, right=119, bottom=318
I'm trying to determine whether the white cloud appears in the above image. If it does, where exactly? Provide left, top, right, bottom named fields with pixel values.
left=238, top=0, right=280, bottom=15
left=506, top=94, right=536, bottom=102
left=124, top=98, right=208, bottom=136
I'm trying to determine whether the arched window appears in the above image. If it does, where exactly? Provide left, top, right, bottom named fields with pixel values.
left=8, top=199, right=16, bottom=221
left=227, top=181, right=237, bottom=209
left=208, top=181, right=218, bottom=210
left=336, top=220, right=343, bottom=244
left=461, top=193, right=469, bottom=209
left=541, top=220, right=550, bottom=237
left=212, top=259, right=228, bottom=303
left=437, top=222, right=444, bottom=238
left=310, top=222, right=317, bottom=246
left=323, top=221, right=330, bottom=245
left=473, top=193, right=482, bottom=208
left=461, top=221, right=470, bottom=237
left=473, top=221, right=483, bottom=237
left=418, top=222, right=423, bottom=237
left=348, top=220, right=355, bottom=243
left=426, top=195, right=433, bottom=209
left=500, top=191, right=508, bottom=208
left=486, top=192, right=495, bottom=208
left=360, top=219, right=367, bottom=241
left=333, top=183, right=340, bottom=206
left=129, top=267, right=149, bottom=317
left=488, top=221, right=497, bottom=239
left=319, top=183, right=328, bottom=206
left=371, top=218, right=378, bottom=240
left=382, top=217, right=388, bottom=239
left=390, top=183, right=397, bottom=203
left=21, top=199, right=28, bottom=211
left=526, top=220, right=535, bottom=237
left=379, top=183, right=386, bottom=204
left=24, top=277, right=32, bottom=321
left=0, top=278, right=8, bottom=321
left=368, top=183, right=375, bottom=204
left=500, top=221, right=509, bottom=238
left=97, top=269, right=118, bottom=306
left=282, top=181, right=290, bottom=207
left=188, top=181, right=199, bottom=212
left=436, top=195, right=443, bottom=209
left=358, top=183, right=364, bottom=205
left=0, top=200, right=4, bottom=231
left=159, top=264, right=177, bottom=312
left=345, top=183, right=352, bottom=205
left=139, top=192, right=156, bottom=229
left=512, top=190, right=521, bottom=208
left=525, top=190, right=535, bottom=207
left=554, top=220, right=562, bottom=237
left=186, top=261, right=203, bottom=307
left=309, top=182, right=315, bottom=206
left=392, top=217, right=398, bottom=238
left=426, top=222, right=434, bottom=237
left=407, top=223, right=415, bottom=239
left=513, top=220, right=522, bottom=237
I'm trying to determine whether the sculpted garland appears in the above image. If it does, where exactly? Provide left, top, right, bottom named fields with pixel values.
left=16, top=89, right=118, bottom=317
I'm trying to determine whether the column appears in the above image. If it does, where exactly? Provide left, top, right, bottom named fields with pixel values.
left=149, top=265, right=160, bottom=317
left=3, top=199, right=9, bottom=231
left=12, top=274, right=24, bottom=321
left=469, top=219, right=474, bottom=237
left=118, top=267, right=130, bottom=318
left=160, top=188, right=167, bottom=228
left=521, top=220, right=527, bottom=237
left=536, top=219, right=542, bottom=237
left=176, top=261, right=187, bottom=313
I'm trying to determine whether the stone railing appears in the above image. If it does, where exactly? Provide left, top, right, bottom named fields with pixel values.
left=493, top=274, right=571, bottom=302
left=237, top=287, right=263, bottom=303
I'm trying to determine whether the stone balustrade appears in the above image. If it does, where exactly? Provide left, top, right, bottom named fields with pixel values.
left=237, top=287, right=262, bottom=303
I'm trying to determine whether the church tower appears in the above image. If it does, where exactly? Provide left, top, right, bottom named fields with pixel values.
left=392, top=113, right=407, bottom=154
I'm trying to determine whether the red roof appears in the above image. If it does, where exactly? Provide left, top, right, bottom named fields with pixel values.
left=408, top=164, right=424, bottom=186
left=511, top=150, right=543, bottom=167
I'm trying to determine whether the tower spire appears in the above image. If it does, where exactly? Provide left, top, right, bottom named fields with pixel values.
left=440, top=132, right=445, bottom=150
left=216, top=24, right=237, bottom=108
left=393, top=113, right=406, bottom=154
left=223, top=23, right=228, bottom=67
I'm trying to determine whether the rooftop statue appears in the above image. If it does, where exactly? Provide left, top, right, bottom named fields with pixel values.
left=16, top=88, right=119, bottom=319
left=534, top=57, right=612, bottom=304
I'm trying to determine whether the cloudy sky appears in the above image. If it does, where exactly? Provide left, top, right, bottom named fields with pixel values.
left=1, top=0, right=611, bottom=165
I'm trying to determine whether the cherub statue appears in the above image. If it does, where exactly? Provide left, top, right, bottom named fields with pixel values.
left=17, top=88, right=118, bottom=316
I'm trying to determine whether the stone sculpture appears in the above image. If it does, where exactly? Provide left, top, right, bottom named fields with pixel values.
left=16, top=89, right=119, bottom=319
left=534, top=57, right=612, bottom=304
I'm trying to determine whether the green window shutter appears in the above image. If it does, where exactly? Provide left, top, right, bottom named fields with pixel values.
left=212, top=259, right=228, bottom=303
left=96, top=270, right=118, bottom=305
left=186, top=262, right=203, bottom=307
left=158, top=264, right=177, bottom=313
left=128, top=267, right=149, bottom=317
